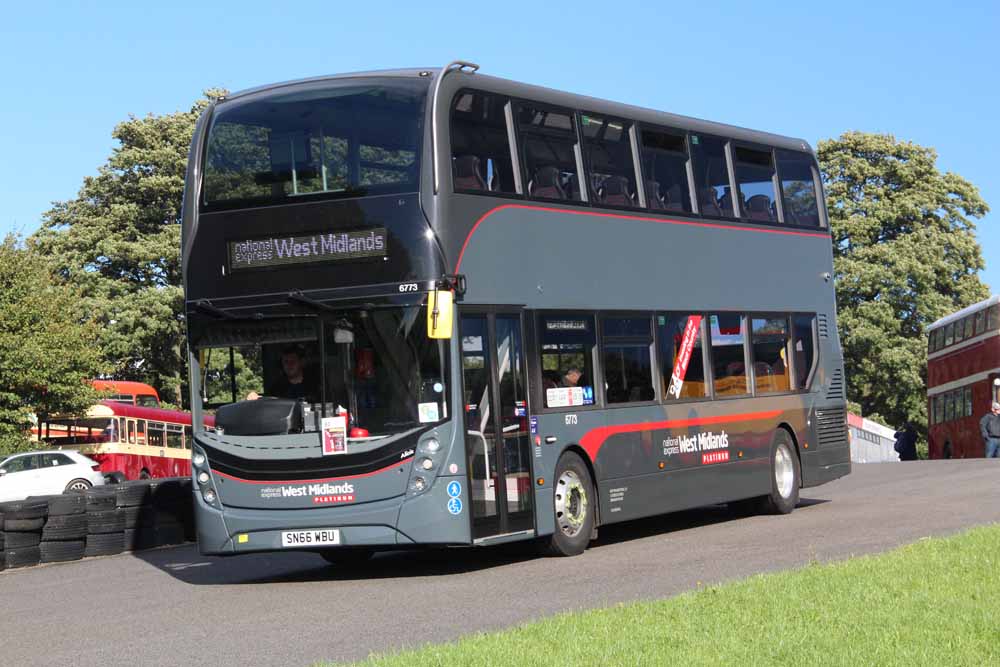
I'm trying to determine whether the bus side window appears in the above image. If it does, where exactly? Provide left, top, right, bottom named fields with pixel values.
left=791, top=314, right=816, bottom=390
left=709, top=314, right=749, bottom=397
left=538, top=313, right=597, bottom=408
left=775, top=150, right=821, bottom=227
left=136, top=420, right=147, bottom=445
left=127, top=420, right=136, bottom=444
left=690, top=134, right=734, bottom=218
left=581, top=114, right=637, bottom=209
left=184, top=426, right=193, bottom=449
left=450, top=90, right=516, bottom=194
left=148, top=422, right=165, bottom=448
left=167, top=425, right=183, bottom=448
left=517, top=103, right=583, bottom=203
left=640, top=128, right=692, bottom=214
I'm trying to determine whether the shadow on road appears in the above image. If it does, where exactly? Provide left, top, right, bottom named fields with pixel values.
left=130, top=497, right=829, bottom=586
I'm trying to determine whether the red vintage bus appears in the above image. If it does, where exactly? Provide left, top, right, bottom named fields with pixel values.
left=37, top=400, right=214, bottom=480
left=91, top=380, right=161, bottom=408
left=927, top=296, right=1000, bottom=458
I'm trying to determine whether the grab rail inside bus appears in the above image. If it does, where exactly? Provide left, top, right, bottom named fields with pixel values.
left=432, top=60, right=480, bottom=195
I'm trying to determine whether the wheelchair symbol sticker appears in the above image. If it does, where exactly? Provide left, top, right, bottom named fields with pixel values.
left=447, top=497, right=463, bottom=515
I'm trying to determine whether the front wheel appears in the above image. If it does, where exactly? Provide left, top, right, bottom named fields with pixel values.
left=544, top=451, right=595, bottom=557
left=64, top=479, right=92, bottom=493
left=761, top=430, right=800, bottom=514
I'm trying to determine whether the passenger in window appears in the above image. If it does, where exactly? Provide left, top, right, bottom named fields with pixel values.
left=562, top=366, right=583, bottom=388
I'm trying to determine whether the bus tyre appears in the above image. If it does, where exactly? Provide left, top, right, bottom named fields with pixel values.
left=545, top=451, right=595, bottom=557
left=762, top=430, right=800, bottom=515
left=65, top=479, right=92, bottom=494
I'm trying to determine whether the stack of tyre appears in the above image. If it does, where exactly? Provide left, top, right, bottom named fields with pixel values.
left=0, top=498, right=49, bottom=569
left=38, top=494, right=88, bottom=563
left=84, top=487, right=126, bottom=557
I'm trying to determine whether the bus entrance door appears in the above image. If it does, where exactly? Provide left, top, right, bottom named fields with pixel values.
left=460, top=312, right=535, bottom=541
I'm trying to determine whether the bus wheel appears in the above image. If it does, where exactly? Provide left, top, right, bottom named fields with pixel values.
left=320, top=549, right=374, bottom=566
left=64, top=478, right=92, bottom=493
left=139, top=469, right=151, bottom=480
left=545, top=451, right=594, bottom=557
left=762, top=430, right=800, bottom=514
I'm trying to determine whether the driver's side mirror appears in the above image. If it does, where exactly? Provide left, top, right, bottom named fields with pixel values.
left=427, top=290, right=454, bottom=340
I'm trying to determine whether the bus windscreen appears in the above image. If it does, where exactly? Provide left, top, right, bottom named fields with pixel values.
left=202, top=78, right=427, bottom=209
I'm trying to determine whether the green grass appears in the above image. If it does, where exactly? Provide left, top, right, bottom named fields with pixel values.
left=332, top=524, right=1000, bottom=667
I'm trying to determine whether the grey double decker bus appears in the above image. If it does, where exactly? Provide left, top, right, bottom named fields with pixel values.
left=182, top=61, right=850, bottom=561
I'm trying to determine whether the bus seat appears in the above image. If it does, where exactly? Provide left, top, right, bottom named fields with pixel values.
left=664, top=184, right=685, bottom=211
left=645, top=180, right=664, bottom=209
left=530, top=166, right=566, bottom=199
left=600, top=176, right=634, bottom=207
left=566, top=173, right=582, bottom=200
left=453, top=155, right=487, bottom=190
left=747, top=195, right=774, bottom=221
left=699, top=187, right=722, bottom=216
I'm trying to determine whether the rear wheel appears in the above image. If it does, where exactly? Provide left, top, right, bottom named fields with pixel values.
left=65, top=479, right=92, bottom=493
left=544, top=451, right=595, bottom=557
left=761, top=429, right=800, bottom=514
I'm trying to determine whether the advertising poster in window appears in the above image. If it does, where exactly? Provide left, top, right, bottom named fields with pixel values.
left=668, top=315, right=702, bottom=399
left=321, top=416, right=348, bottom=455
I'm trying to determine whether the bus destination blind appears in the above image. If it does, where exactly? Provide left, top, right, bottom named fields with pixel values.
left=228, top=228, right=387, bottom=271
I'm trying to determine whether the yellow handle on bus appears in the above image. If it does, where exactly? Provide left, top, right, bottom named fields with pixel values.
left=427, top=290, right=454, bottom=339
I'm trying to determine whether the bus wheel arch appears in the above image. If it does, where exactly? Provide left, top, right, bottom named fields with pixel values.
left=777, top=422, right=802, bottom=486
left=138, top=468, right=151, bottom=480
left=562, top=444, right=601, bottom=529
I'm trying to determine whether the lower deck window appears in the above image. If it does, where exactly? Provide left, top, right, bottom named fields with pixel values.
left=710, top=314, right=749, bottom=397
left=539, top=313, right=597, bottom=408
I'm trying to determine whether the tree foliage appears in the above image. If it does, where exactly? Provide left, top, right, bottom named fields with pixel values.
left=819, top=132, right=990, bottom=432
left=32, top=90, right=226, bottom=406
left=0, top=235, right=105, bottom=454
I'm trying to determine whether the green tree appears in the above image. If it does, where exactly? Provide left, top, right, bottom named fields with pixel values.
left=0, top=235, right=105, bottom=454
left=818, top=132, right=990, bottom=434
left=32, top=90, right=226, bottom=406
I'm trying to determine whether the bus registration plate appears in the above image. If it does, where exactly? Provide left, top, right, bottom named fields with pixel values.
left=281, top=529, right=341, bottom=548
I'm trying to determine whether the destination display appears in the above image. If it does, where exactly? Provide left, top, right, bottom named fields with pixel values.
left=228, top=227, right=387, bottom=271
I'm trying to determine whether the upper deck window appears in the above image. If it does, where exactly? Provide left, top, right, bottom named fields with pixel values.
left=775, top=150, right=821, bottom=227
left=734, top=146, right=778, bottom=223
left=450, top=91, right=516, bottom=194
left=690, top=135, right=735, bottom=218
left=517, top=104, right=584, bottom=203
left=581, top=115, right=637, bottom=208
left=202, top=78, right=426, bottom=210
left=640, top=129, right=692, bottom=213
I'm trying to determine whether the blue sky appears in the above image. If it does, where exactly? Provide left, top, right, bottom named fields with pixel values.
left=2, top=1, right=997, bottom=291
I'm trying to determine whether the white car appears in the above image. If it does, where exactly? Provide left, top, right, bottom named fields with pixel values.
left=0, top=450, right=105, bottom=502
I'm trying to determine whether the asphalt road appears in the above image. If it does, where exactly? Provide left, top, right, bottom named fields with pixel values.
left=2, top=460, right=999, bottom=666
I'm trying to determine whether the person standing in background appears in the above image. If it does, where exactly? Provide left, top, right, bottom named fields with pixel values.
left=980, top=402, right=1000, bottom=458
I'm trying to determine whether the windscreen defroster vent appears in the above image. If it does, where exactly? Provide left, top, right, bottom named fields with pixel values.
left=818, top=313, right=830, bottom=339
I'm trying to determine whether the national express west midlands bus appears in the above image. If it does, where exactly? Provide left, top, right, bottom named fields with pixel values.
left=182, top=62, right=849, bottom=561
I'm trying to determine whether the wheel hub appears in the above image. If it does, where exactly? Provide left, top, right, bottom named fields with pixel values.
left=555, top=470, right=588, bottom=537
left=775, top=444, right=795, bottom=499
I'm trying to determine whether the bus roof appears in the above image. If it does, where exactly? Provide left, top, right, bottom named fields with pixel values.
left=91, top=380, right=160, bottom=400
left=86, top=400, right=214, bottom=426
left=219, top=64, right=814, bottom=154
left=927, top=295, right=1000, bottom=331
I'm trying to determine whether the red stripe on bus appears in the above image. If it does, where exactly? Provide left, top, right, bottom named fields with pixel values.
left=454, top=204, right=830, bottom=272
left=578, top=409, right=784, bottom=461
left=211, top=456, right=413, bottom=485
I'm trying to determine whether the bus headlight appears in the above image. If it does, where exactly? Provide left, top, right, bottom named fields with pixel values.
left=422, top=438, right=441, bottom=454
left=198, top=471, right=210, bottom=485
left=410, top=477, right=427, bottom=493
left=420, top=458, right=434, bottom=471
left=204, top=489, right=217, bottom=503
left=193, top=452, right=206, bottom=467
